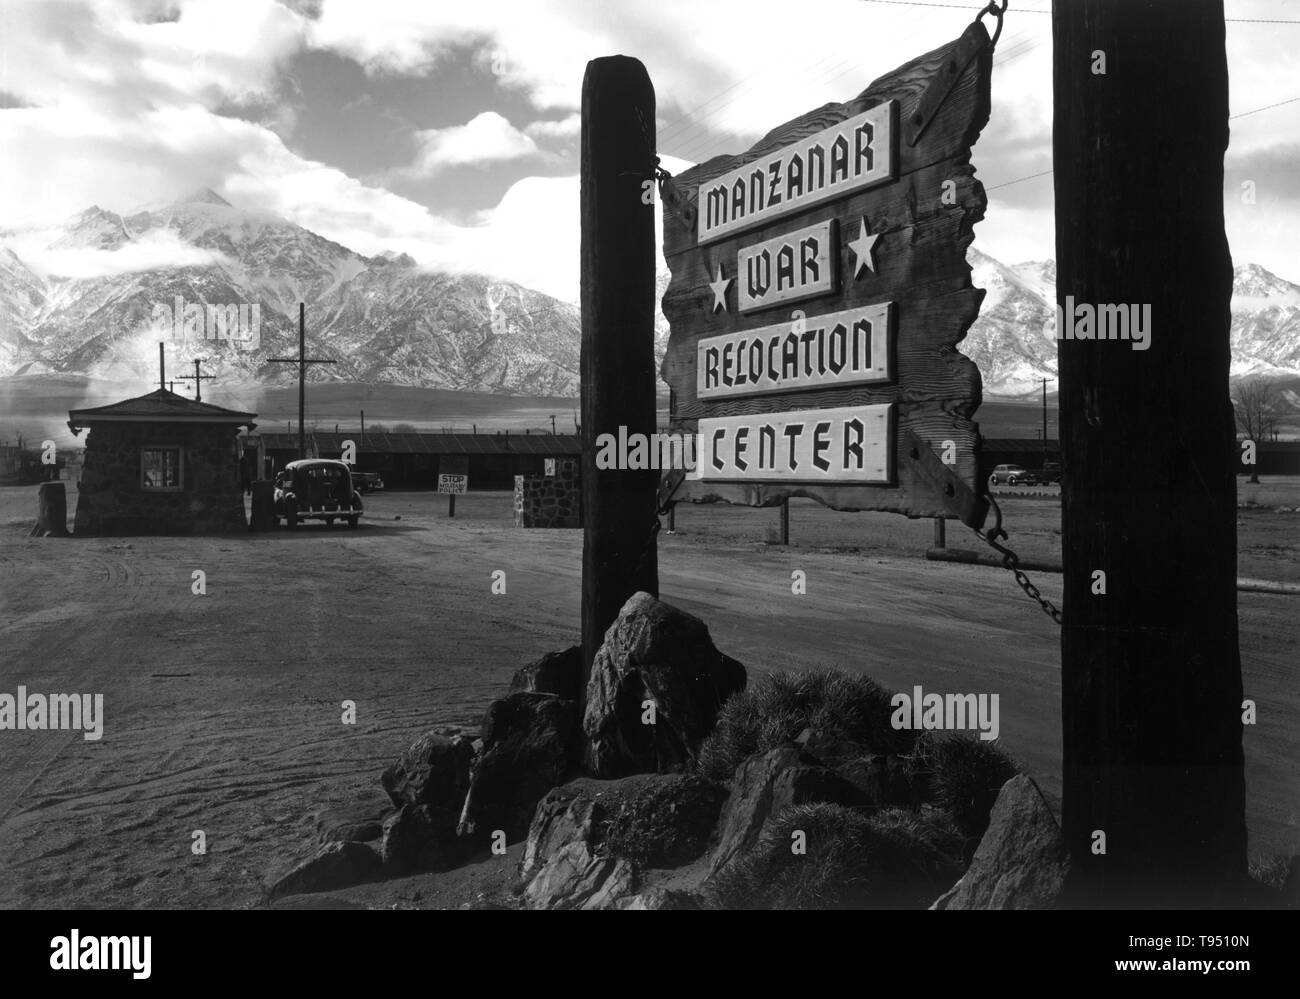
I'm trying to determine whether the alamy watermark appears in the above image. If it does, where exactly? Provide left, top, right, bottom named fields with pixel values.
left=152, top=295, right=261, bottom=349
left=890, top=685, right=999, bottom=741
left=0, top=687, right=103, bottom=741
left=1055, top=296, right=1151, bottom=351
left=50, top=930, right=150, bottom=979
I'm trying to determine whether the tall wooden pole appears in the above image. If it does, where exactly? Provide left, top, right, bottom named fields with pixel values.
left=1054, top=0, right=1245, bottom=907
left=580, top=56, right=658, bottom=694
left=298, top=303, right=306, bottom=459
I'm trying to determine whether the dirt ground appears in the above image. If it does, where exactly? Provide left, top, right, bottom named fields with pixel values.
left=0, top=481, right=1295, bottom=909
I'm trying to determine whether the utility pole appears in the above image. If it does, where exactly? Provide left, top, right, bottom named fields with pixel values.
left=270, top=303, right=337, bottom=460
left=1054, top=0, right=1245, bottom=907
left=187, top=358, right=216, bottom=402
left=1041, top=377, right=1049, bottom=467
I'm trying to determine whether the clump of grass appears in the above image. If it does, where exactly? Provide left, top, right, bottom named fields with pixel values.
left=705, top=803, right=965, bottom=909
left=1248, top=853, right=1291, bottom=893
left=905, top=731, right=1018, bottom=849
left=696, top=668, right=911, bottom=781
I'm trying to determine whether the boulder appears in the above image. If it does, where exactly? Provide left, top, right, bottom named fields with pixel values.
left=519, top=784, right=606, bottom=884
left=315, top=807, right=386, bottom=846
left=510, top=645, right=583, bottom=702
left=458, top=692, right=580, bottom=843
left=583, top=592, right=746, bottom=778
left=381, top=730, right=475, bottom=810
left=380, top=804, right=466, bottom=873
left=709, top=746, right=872, bottom=876
left=795, top=728, right=867, bottom=766
left=616, top=887, right=703, bottom=910
left=836, top=754, right=914, bottom=808
left=265, top=841, right=381, bottom=900
left=930, top=774, right=1069, bottom=910
left=603, top=774, right=728, bottom=868
left=522, top=840, right=637, bottom=910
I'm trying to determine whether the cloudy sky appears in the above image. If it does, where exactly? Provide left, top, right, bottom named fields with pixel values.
left=0, top=0, right=1297, bottom=301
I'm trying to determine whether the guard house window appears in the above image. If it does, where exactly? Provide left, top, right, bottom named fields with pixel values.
left=141, top=447, right=183, bottom=491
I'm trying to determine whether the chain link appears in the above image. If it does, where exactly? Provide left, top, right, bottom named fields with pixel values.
left=626, top=469, right=688, bottom=585
left=973, top=494, right=1063, bottom=626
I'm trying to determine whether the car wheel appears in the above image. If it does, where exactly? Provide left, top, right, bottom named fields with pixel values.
left=989, top=474, right=998, bottom=487
left=1009, top=476, right=1019, bottom=486
left=347, top=516, right=359, bottom=529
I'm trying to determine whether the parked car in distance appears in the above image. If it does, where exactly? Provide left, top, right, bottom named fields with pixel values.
left=1039, top=461, right=1062, bottom=484
left=273, top=459, right=363, bottom=528
left=989, top=463, right=1040, bottom=487
left=354, top=471, right=385, bottom=493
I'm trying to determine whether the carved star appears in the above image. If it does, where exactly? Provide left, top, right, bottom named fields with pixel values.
left=849, top=218, right=880, bottom=278
left=708, top=262, right=733, bottom=313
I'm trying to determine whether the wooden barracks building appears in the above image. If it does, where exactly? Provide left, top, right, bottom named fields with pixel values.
left=244, top=430, right=581, bottom=489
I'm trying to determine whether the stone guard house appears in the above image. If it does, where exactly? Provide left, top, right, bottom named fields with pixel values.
left=68, top=389, right=257, bottom=535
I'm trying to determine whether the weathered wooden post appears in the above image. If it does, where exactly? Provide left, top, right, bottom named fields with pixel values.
left=31, top=481, right=68, bottom=537
left=779, top=499, right=790, bottom=546
left=580, top=56, right=659, bottom=695
left=933, top=516, right=945, bottom=550
left=1054, top=0, right=1245, bottom=906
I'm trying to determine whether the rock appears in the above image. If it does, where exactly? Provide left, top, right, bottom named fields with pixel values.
left=710, top=746, right=872, bottom=876
left=510, top=645, right=582, bottom=702
left=381, top=730, right=475, bottom=810
left=380, top=804, right=466, bottom=873
left=522, top=840, right=637, bottom=910
left=265, top=841, right=381, bottom=900
left=458, top=692, right=579, bottom=843
left=930, top=774, right=1069, bottom=910
left=519, top=784, right=606, bottom=884
left=583, top=592, right=746, bottom=778
left=616, top=887, right=703, bottom=910
left=603, top=774, right=728, bottom=868
left=795, top=728, right=867, bottom=766
left=836, top=754, right=914, bottom=808
left=315, top=807, right=386, bottom=846
left=1282, top=856, right=1300, bottom=908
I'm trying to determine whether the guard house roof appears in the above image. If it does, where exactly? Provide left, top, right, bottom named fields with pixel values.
left=68, top=388, right=257, bottom=434
left=254, top=431, right=581, bottom=456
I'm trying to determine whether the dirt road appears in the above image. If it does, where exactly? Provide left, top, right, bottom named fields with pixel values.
left=0, top=486, right=1294, bottom=908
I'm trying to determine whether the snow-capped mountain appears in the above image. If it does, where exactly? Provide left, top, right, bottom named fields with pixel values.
left=0, top=190, right=580, bottom=395
left=2, top=192, right=1297, bottom=400
left=961, top=249, right=1300, bottom=395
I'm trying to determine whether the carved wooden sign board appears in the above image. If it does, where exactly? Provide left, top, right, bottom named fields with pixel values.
left=660, top=21, right=993, bottom=528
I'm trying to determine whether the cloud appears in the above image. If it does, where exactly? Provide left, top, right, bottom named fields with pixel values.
left=401, top=112, right=540, bottom=177
left=524, top=113, right=581, bottom=141
left=12, top=228, right=233, bottom=279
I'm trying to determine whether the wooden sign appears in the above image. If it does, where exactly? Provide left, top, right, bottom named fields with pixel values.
left=661, top=19, right=993, bottom=527
left=438, top=474, right=467, bottom=494
left=737, top=221, right=839, bottom=312
left=695, top=404, right=893, bottom=483
left=698, top=102, right=896, bottom=244
left=697, top=302, right=892, bottom=400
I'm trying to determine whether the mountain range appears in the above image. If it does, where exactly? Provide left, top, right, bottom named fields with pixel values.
left=1, top=192, right=1298, bottom=399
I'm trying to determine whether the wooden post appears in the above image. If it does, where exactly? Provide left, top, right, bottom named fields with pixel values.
left=448, top=493, right=456, bottom=518
left=580, top=56, right=658, bottom=694
left=779, top=499, right=790, bottom=546
left=31, top=481, right=68, bottom=537
left=933, top=516, right=945, bottom=549
left=1054, top=0, right=1245, bottom=906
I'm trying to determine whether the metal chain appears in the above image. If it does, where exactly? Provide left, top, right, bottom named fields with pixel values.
left=627, top=469, right=688, bottom=585
left=976, top=0, right=1008, bottom=50
left=972, top=494, right=1063, bottom=626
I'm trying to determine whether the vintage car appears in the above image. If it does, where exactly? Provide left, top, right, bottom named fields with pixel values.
left=353, top=471, right=385, bottom=493
left=273, top=459, right=363, bottom=529
left=988, top=463, right=1040, bottom=487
